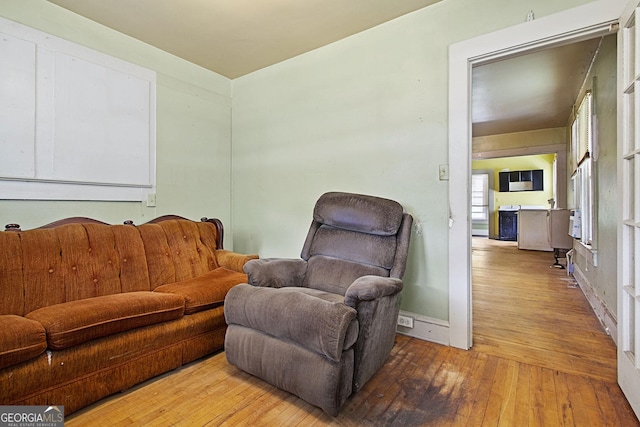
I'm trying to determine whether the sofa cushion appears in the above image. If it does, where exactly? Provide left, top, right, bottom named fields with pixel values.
left=25, top=292, right=185, bottom=350
left=154, top=268, right=248, bottom=315
left=0, top=315, right=48, bottom=369
left=138, top=220, right=221, bottom=289
left=0, top=233, right=24, bottom=315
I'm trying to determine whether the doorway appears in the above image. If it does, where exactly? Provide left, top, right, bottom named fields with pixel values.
left=447, top=0, right=621, bottom=350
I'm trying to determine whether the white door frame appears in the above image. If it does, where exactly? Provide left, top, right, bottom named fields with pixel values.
left=448, top=0, right=625, bottom=350
left=616, top=0, right=640, bottom=418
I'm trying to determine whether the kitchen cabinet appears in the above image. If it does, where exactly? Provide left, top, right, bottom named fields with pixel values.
left=499, top=210, right=518, bottom=241
left=499, top=169, right=544, bottom=192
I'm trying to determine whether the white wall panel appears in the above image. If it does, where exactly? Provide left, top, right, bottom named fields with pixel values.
left=0, top=16, right=156, bottom=200
left=0, top=32, right=36, bottom=179
left=52, top=53, right=151, bottom=185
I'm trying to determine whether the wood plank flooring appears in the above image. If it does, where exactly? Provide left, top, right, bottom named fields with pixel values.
left=472, top=237, right=618, bottom=382
left=66, top=238, right=639, bottom=426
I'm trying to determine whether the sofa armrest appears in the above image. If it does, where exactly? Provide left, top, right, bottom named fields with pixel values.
left=0, top=315, right=47, bottom=369
left=243, top=258, right=307, bottom=288
left=215, top=250, right=259, bottom=273
left=344, top=275, right=403, bottom=308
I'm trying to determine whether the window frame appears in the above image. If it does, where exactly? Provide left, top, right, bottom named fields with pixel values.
left=571, top=90, right=595, bottom=248
left=0, top=17, right=157, bottom=202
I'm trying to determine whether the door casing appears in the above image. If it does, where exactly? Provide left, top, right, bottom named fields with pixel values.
left=448, top=0, right=624, bottom=349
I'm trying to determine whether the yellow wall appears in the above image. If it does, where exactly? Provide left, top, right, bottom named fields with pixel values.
left=473, top=154, right=556, bottom=237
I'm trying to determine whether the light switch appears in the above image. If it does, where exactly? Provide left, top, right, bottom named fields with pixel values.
left=439, top=164, right=449, bottom=181
left=146, top=193, right=157, bottom=207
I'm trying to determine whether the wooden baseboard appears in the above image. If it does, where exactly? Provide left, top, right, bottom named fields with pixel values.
left=396, top=310, right=450, bottom=346
left=572, top=264, right=617, bottom=346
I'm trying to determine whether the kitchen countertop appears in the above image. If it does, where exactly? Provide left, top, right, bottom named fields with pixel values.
left=498, top=205, right=548, bottom=211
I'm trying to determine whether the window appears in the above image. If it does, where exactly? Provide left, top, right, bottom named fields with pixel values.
left=0, top=17, right=156, bottom=201
left=571, top=91, right=594, bottom=246
left=471, top=173, right=489, bottom=221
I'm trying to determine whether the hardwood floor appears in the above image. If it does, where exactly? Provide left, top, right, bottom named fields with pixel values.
left=472, top=238, right=617, bottom=382
left=67, top=238, right=638, bottom=426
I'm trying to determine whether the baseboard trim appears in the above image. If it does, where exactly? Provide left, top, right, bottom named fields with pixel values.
left=572, top=264, right=617, bottom=346
left=396, top=310, right=450, bottom=346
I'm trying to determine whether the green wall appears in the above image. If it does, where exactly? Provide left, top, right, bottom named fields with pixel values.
left=230, top=0, right=593, bottom=321
left=0, top=0, right=235, bottom=246
left=0, top=0, right=595, bottom=323
left=570, top=34, right=618, bottom=314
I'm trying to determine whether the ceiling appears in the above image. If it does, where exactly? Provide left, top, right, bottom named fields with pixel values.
left=47, top=0, right=604, bottom=138
left=472, top=37, right=603, bottom=137
left=47, top=0, right=442, bottom=79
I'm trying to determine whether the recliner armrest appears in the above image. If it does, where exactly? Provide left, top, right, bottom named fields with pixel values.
left=344, top=275, right=403, bottom=308
left=243, top=258, right=307, bottom=288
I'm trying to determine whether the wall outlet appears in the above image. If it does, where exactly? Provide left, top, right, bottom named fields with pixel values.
left=397, top=315, right=414, bottom=328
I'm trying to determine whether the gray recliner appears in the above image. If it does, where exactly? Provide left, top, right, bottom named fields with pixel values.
left=224, top=191, right=413, bottom=416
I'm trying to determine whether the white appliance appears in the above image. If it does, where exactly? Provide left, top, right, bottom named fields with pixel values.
left=518, top=209, right=552, bottom=251
left=517, top=208, right=573, bottom=262
left=549, top=209, right=573, bottom=249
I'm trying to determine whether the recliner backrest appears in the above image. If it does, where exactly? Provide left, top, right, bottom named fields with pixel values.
left=300, top=192, right=412, bottom=295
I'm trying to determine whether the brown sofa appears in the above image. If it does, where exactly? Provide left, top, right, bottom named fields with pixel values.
left=0, top=215, right=257, bottom=414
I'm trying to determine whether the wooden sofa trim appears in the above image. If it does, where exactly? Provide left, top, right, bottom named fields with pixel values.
left=4, top=215, right=225, bottom=250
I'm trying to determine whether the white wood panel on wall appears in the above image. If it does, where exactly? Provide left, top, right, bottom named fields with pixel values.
left=52, top=53, right=151, bottom=185
left=0, top=32, right=36, bottom=179
left=0, top=16, right=156, bottom=201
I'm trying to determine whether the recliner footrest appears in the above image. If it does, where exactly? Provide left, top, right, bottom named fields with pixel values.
left=225, top=324, right=354, bottom=416
left=224, top=284, right=358, bottom=362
